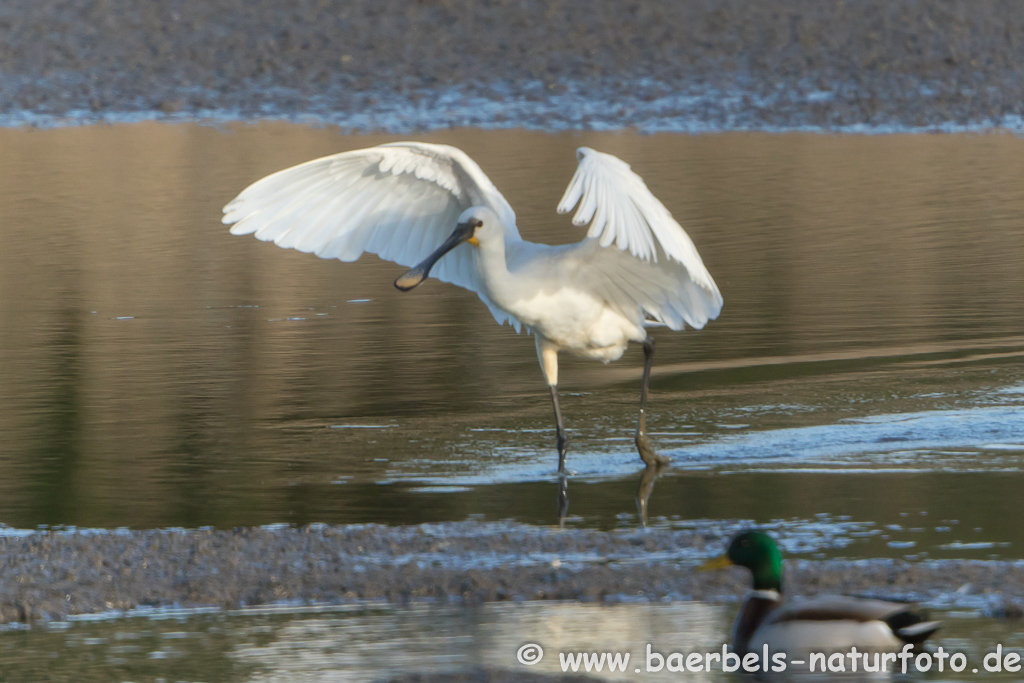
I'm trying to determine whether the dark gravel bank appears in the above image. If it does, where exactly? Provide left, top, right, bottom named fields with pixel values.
left=1, top=0, right=1023, bottom=130
left=2, top=523, right=1021, bottom=623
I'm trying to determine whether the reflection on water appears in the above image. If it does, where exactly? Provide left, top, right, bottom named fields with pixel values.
left=231, top=602, right=725, bottom=682
left=2, top=124, right=1024, bottom=533
left=3, top=602, right=1023, bottom=682
left=636, top=459, right=670, bottom=526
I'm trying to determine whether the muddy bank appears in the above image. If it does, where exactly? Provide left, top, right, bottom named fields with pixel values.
left=2, top=522, right=1021, bottom=623
left=1, top=0, right=1023, bottom=130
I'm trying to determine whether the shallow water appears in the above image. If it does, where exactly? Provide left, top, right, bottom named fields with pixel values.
left=3, top=602, right=1022, bottom=682
left=2, top=124, right=1024, bottom=554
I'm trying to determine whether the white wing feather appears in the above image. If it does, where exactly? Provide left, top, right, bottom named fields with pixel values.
left=222, top=142, right=523, bottom=329
left=557, top=147, right=720, bottom=295
left=565, top=240, right=722, bottom=331
left=556, top=147, right=723, bottom=329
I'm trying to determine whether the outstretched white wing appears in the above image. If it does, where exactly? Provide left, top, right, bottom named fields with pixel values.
left=557, top=147, right=720, bottom=292
left=572, top=241, right=722, bottom=331
left=556, top=147, right=723, bottom=328
left=222, top=142, right=522, bottom=327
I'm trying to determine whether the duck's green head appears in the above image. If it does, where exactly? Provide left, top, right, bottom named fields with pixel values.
left=699, top=531, right=783, bottom=592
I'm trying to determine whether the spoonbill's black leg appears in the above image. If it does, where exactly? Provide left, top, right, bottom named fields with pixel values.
left=550, top=384, right=569, bottom=474
left=537, top=338, right=571, bottom=525
left=635, top=338, right=671, bottom=467
left=550, top=384, right=571, bottom=525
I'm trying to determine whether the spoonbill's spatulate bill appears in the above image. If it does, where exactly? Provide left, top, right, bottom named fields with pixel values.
left=223, top=142, right=723, bottom=520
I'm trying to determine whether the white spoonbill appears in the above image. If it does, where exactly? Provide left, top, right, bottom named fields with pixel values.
left=222, top=142, right=722, bottom=513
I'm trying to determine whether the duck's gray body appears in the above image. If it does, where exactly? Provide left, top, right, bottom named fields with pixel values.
left=734, top=590, right=941, bottom=657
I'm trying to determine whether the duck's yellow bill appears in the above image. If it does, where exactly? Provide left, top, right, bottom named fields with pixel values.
left=697, top=555, right=733, bottom=571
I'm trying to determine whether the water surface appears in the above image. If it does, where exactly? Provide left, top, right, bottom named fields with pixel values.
left=4, top=602, right=1022, bottom=682
left=1, top=124, right=1023, bottom=550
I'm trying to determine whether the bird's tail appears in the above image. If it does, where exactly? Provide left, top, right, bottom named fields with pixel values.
left=894, top=620, right=942, bottom=644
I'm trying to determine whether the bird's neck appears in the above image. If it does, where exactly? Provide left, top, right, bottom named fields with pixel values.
left=474, top=236, right=513, bottom=302
left=746, top=544, right=784, bottom=593
left=751, top=564, right=783, bottom=593
left=732, top=590, right=782, bottom=656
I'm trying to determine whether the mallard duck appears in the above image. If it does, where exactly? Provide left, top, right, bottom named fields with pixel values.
left=700, top=531, right=941, bottom=657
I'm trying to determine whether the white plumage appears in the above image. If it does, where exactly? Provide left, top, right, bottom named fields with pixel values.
left=223, top=141, right=722, bottom=511
left=224, top=142, right=721, bottom=344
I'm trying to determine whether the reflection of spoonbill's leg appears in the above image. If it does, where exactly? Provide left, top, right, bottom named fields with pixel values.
left=636, top=459, right=669, bottom=526
left=636, top=338, right=670, bottom=467
left=557, top=474, right=569, bottom=527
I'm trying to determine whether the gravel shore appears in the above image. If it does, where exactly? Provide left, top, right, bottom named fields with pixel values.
left=2, top=0, right=1023, bottom=130
left=3, top=523, right=1021, bottom=624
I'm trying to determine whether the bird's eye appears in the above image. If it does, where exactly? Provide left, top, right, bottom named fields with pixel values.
left=475, top=219, right=484, bottom=228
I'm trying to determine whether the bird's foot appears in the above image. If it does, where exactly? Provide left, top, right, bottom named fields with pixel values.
left=556, top=438, right=574, bottom=476
left=636, top=432, right=671, bottom=467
